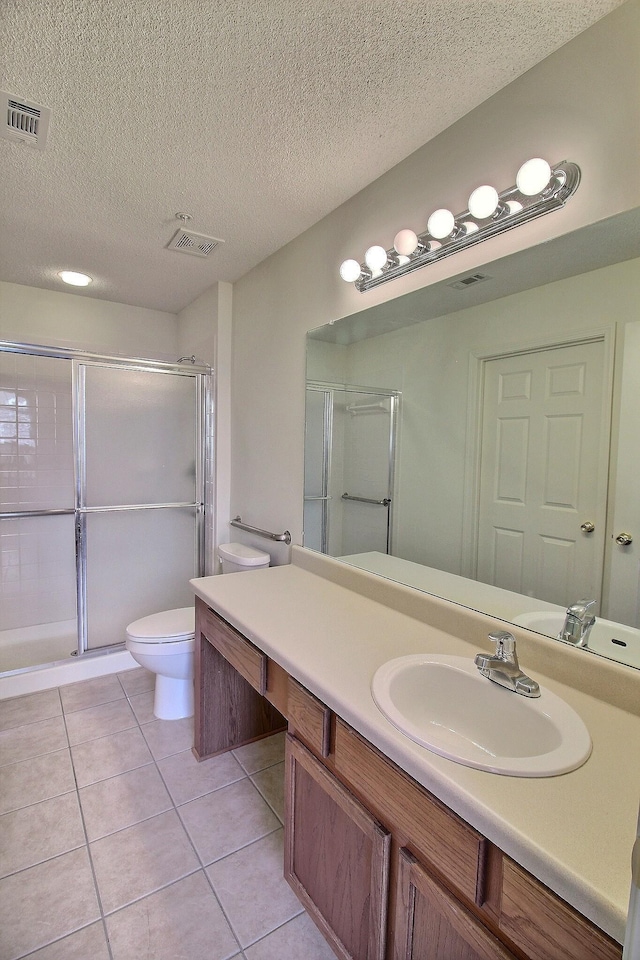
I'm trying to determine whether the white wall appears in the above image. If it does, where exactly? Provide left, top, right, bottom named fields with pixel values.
left=230, top=0, right=640, bottom=554
left=178, top=281, right=233, bottom=571
left=0, top=281, right=179, bottom=360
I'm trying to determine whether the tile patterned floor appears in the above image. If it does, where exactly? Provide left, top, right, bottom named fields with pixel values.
left=0, top=669, right=336, bottom=960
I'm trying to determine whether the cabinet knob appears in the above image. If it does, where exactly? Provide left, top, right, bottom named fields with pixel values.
left=615, top=532, right=633, bottom=546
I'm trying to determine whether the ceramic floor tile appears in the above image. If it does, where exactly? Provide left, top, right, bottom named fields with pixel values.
left=244, top=911, right=337, bottom=960
left=0, top=748, right=76, bottom=815
left=158, top=747, right=245, bottom=806
left=79, top=763, right=173, bottom=841
left=232, top=732, right=285, bottom=774
left=90, top=809, right=200, bottom=914
left=0, top=715, right=68, bottom=767
left=0, top=791, right=85, bottom=878
left=250, top=761, right=285, bottom=822
left=64, top=696, right=137, bottom=745
left=59, top=674, right=125, bottom=714
left=71, top=726, right=153, bottom=787
left=140, top=715, right=195, bottom=760
left=0, top=689, right=61, bottom=732
left=118, top=666, right=155, bottom=698
left=107, top=870, right=241, bottom=960
left=24, top=922, right=111, bottom=960
left=0, top=847, right=100, bottom=960
left=128, top=689, right=156, bottom=724
left=207, top=829, right=302, bottom=948
left=180, top=778, right=281, bottom=865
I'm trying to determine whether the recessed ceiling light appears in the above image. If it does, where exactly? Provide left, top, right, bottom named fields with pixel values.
left=58, top=270, right=92, bottom=286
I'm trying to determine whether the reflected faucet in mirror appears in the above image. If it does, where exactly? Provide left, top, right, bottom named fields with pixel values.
left=559, top=599, right=597, bottom=648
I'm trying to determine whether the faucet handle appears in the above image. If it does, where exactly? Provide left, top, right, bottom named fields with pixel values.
left=488, top=630, right=517, bottom=660
left=567, top=598, right=597, bottom=620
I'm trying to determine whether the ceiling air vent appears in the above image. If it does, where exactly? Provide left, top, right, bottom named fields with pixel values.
left=448, top=272, right=491, bottom=291
left=167, top=228, right=224, bottom=258
left=1, top=92, right=51, bottom=150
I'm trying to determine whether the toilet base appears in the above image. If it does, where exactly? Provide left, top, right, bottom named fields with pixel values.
left=154, top=674, right=194, bottom=720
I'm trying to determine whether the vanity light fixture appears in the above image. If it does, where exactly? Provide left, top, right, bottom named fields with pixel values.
left=340, top=159, right=580, bottom=292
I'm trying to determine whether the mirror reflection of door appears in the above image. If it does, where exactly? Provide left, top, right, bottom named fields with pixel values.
left=476, top=340, right=609, bottom=609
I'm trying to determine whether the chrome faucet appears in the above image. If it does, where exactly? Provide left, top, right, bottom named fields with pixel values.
left=559, top=599, right=596, bottom=647
left=474, top=631, right=540, bottom=698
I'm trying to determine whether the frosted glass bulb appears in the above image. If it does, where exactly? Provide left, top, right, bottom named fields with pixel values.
left=516, top=158, right=552, bottom=196
left=461, top=221, right=479, bottom=235
left=427, top=209, right=455, bottom=240
left=468, top=185, right=499, bottom=219
left=339, top=259, right=362, bottom=283
left=393, top=229, right=419, bottom=257
left=364, top=245, right=388, bottom=271
left=507, top=200, right=523, bottom=214
left=59, top=270, right=92, bottom=286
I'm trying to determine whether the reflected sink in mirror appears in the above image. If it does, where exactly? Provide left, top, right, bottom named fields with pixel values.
left=371, top=654, right=591, bottom=777
left=513, top=612, right=640, bottom=669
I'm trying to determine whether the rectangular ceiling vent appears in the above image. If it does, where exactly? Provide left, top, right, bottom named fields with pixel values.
left=448, top=272, right=491, bottom=291
left=1, top=92, right=51, bottom=150
left=167, top=228, right=224, bottom=258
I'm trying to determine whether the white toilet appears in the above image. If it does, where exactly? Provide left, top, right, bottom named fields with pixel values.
left=125, top=607, right=196, bottom=720
left=125, top=543, right=270, bottom=721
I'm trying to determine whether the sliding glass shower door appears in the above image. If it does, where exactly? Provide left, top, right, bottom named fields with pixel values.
left=78, top=362, right=203, bottom=651
left=0, top=352, right=78, bottom=670
left=0, top=344, right=209, bottom=674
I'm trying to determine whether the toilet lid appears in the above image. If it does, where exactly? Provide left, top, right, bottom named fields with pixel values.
left=126, top=606, right=195, bottom=642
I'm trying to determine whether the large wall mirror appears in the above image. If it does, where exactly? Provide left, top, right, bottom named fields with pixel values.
left=304, top=208, right=640, bottom=670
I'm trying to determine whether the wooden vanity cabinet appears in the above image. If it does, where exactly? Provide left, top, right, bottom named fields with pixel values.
left=192, top=604, right=622, bottom=960
left=284, top=715, right=622, bottom=960
left=193, top=598, right=286, bottom=759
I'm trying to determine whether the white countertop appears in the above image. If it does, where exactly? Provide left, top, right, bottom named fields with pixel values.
left=191, top=548, right=640, bottom=944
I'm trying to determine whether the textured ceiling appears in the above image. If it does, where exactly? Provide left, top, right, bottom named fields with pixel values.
left=0, top=0, right=625, bottom=314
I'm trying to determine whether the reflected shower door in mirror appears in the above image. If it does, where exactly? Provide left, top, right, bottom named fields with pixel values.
left=303, top=383, right=399, bottom=556
left=304, top=212, right=640, bottom=670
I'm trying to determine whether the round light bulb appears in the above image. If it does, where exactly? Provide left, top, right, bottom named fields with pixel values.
left=468, top=185, right=499, bottom=220
left=393, top=229, right=419, bottom=257
left=461, top=221, right=479, bottom=235
left=58, top=270, right=92, bottom=286
left=516, top=158, right=552, bottom=196
left=364, top=245, right=388, bottom=271
left=507, top=199, right=523, bottom=214
left=339, top=259, right=362, bottom=283
left=427, top=209, right=455, bottom=240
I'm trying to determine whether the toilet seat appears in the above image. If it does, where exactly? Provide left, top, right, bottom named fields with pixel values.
left=126, top=606, right=195, bottom=643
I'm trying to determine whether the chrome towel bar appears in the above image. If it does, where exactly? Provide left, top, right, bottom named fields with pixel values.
left=342, top=493, right=391, bottom=506
left=230, top=516, right=292, bottom=545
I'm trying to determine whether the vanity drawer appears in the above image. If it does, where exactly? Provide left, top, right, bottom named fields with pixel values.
left=287, top=678, right=331, bottom=758
left=199, top=605, right=267, bottom=696
left=498, top=858, right=622, bottom=960
left=333, top=720, right=485, bottom=906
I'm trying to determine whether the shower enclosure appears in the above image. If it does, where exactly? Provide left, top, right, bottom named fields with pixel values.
left=304, top=381, right=399, bottom=557
left=0, top=342, right=211, bottom=676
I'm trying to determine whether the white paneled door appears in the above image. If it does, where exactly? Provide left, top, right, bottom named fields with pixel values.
left=476, top=340, right=608, bottom=609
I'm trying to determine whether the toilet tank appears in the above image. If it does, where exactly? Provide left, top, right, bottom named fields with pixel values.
left=218, top=542, right=271, bottom=574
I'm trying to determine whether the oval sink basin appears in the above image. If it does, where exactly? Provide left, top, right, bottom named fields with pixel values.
left=513, top=612, right=640, bottom=669
left=371, top=654, right=591, bottom=777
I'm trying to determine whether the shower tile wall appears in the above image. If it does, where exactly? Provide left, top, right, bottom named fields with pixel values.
left=0, top=353, right=76, bottom=632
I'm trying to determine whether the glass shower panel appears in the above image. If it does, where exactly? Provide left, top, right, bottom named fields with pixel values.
left=0, top=352, right=78, bottom=671
left=82, top=365, right=197, bottom=507
left=84, top=508, right=197, bottom=649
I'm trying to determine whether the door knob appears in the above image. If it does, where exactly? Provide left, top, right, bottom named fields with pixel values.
left=580, top=521, right=595, bottom=534
left=615, top=532, right=633, bottom=546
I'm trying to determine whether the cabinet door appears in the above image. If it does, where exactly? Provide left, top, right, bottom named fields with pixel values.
left=285, top=734, right=391, bottom=960
left=395, top=849, right=517, bottom=960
